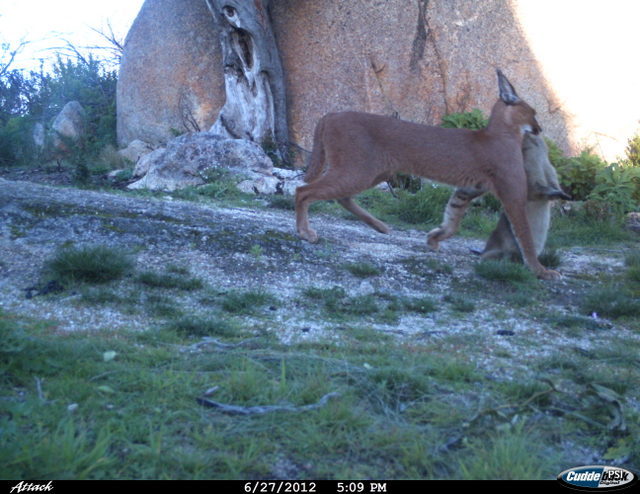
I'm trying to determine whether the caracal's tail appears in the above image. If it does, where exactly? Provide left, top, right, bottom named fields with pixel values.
left=304, top=116, right=327, bottom=183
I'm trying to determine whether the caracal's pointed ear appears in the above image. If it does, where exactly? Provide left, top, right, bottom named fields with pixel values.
left=497, top=69, right=520, bottom=105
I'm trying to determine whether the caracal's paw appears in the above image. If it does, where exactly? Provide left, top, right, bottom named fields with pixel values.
left=374, top=222, right=390, bottom=235
left=298, top=228, right=319, bottom=244
left=537, top=268, right=562, bottom=280
left=426, top=228, right=444, bottom=251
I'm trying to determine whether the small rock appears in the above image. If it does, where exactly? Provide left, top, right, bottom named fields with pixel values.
left=118, top=139, right=154, bottom=164
left=496, top=329, right=515, bottom=336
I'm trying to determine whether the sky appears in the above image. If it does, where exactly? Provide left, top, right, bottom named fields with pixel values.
left=0, top=0, right=145, bottom=71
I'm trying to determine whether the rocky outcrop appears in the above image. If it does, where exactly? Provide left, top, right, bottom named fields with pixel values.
left=127, top=132, right=274, bottom=191
left=117, top=0, right=640, bottom=162
left=236, top=167, right=304, bottom=196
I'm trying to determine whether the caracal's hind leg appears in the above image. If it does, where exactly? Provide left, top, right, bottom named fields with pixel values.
left=337, top=197, right=390, bottom=234
left=295, top=182, right=322, bottom=243
left=427, top=187, right=485, bottom=250
left=295, top=171, right=376, bottom=243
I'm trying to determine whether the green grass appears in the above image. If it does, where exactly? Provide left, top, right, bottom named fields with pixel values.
left=458, top=427, right=559, bottom=480
left=580, top=286, right=640, bottom=319
left=443, top=294, right=476, bottom=313
left=474, top=259, right=536, bottom=284
left=2, top=280, right=640, bottom=481
left=137, top=271, right=204, bottom=291
left=221, top=290, right=278, bottom=314
left=342, top=262, right=383, bottom=278
left=4, top=166, right=640, bottom=479
left=549, top=212, right=634, bottom=247
left=300, top=287, right=436, bottom=323
left=45, top=245, right=134, bottom=285
left=164, top=314, right=241, bottom=337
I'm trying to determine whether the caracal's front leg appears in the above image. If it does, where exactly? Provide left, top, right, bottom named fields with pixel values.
left=295, top=184, right=319, bottom=243
left=498, top=190, right=561, bottom=280
left=427, top=187, right=485, bottom=250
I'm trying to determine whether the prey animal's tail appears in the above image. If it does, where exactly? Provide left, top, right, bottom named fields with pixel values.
left=304, top=115, right=327, bottom=183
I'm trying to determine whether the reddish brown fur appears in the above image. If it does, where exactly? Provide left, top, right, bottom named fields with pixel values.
left=295, top=74, right=560, bottom=280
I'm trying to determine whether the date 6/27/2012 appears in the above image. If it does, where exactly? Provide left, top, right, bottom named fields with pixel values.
left=243, top=482, right=388, bottom=494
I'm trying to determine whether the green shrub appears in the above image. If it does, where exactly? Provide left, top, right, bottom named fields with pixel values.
left=544, top=138, right=567, bottom=169
left=0, top=116, right=40, bottom=166
left=547, top=135, right=640, bottom=212
left=1, top=53, right=117, bottom=169
left=441, top=109, right=489, bottom=130
left=587, top=163, right=640, bottom=215
left=625, top=250, right=640, bottom=268
left=444, top=294, right=476, bottom=313
left=625, top=250, right=640, bottom=284
left=555, top=149, right=609, bottom=201
left=624, top=132, right=640, bottom=167
left=458, top=429, right=557, bottom=480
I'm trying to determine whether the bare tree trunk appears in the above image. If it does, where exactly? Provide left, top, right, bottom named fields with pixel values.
left=205, top=0, right=288, bottom=161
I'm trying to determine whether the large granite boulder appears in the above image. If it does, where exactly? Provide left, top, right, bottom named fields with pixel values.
left=117, top=0, right=223, bottom=148
left=117, top=0, right=640, bottom=162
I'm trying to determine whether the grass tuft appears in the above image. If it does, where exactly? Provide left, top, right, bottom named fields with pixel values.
left=137, top=271, right=203, bottom=291
left=165, top=315, right=240, bottom=337
left=45, top=245, right=133, bottom=285
left=474, top=259, right=536, bottom=284
left=342, top=262, right=383, bottom=278
left=221, top=290, right=278, bottom=314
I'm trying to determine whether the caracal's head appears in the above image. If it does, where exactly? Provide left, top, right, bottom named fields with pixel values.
left=496, top=69, right=542, bottom=135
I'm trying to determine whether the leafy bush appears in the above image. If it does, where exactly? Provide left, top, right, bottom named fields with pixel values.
left=624, top=132, right=640, bottom=167
left=587, top=162, right=640, bottom=215
left=553, top=149, right=609, bottom=201
left=0, top=115, right=40, bottom=166
left=548, top=132, right=640, bottom=214
left=441, top=108, right=489, bottom=130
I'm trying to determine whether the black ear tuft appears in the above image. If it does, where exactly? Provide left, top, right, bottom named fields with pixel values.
left=497, top=69, right=520, bottom=105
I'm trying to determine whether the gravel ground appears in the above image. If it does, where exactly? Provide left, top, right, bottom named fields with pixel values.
left=1, top=177, right=638, bottom=378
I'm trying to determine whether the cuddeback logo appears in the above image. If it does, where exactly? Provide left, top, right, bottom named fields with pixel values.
left=558, top=466, right=638, bottom=491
